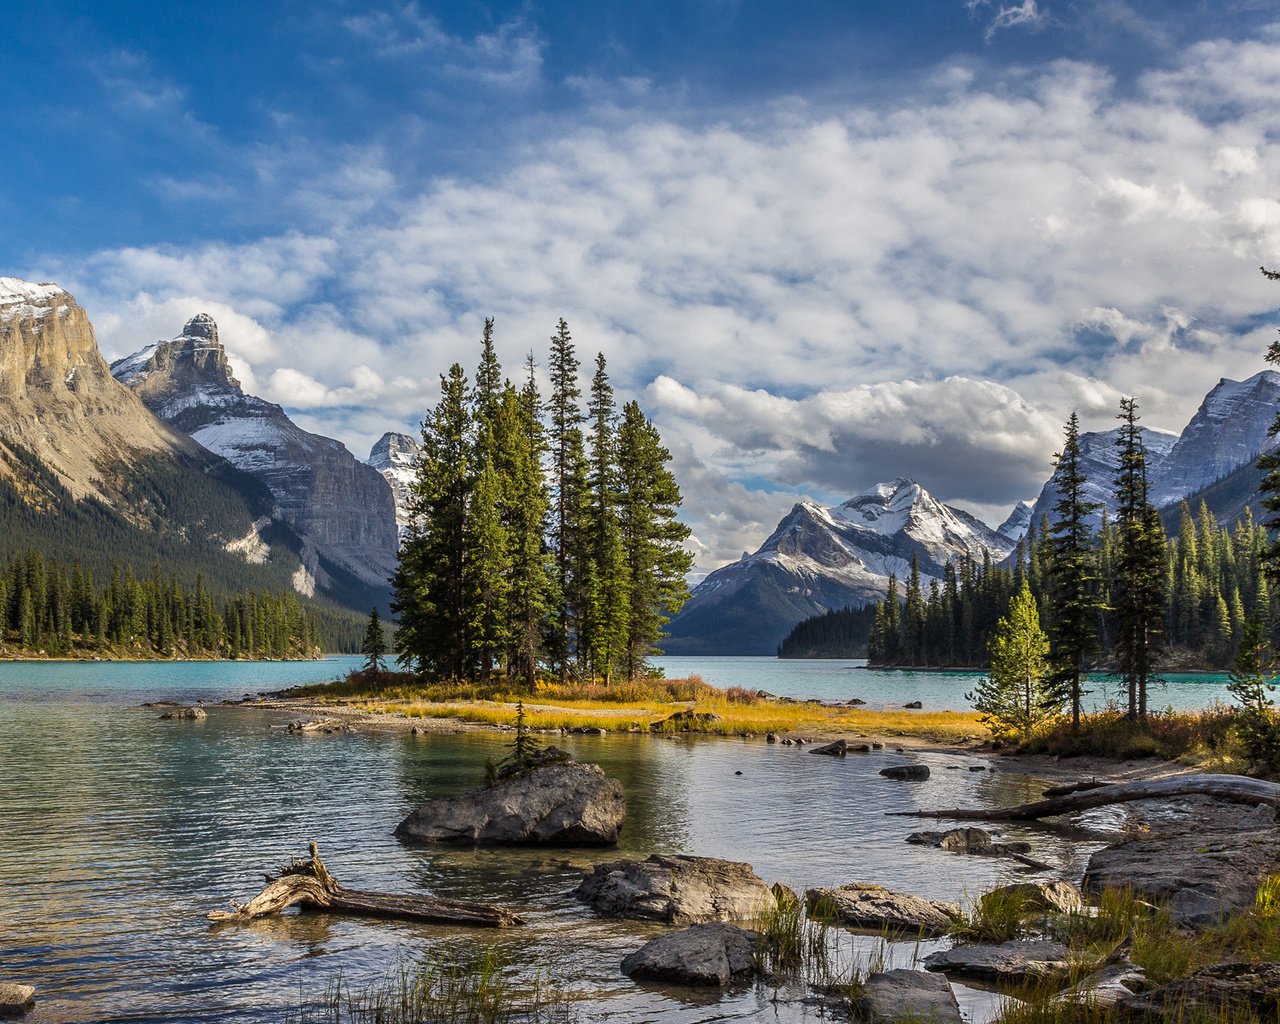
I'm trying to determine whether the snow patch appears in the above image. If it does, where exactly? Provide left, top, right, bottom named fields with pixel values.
left=0, top=278, right=66, bottom=306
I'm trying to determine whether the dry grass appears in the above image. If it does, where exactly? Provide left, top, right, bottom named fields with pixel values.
left=284, top=669, right=986, bottom=741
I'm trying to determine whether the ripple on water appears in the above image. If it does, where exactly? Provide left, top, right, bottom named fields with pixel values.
left=0, top=662, right=1104, bottom=1024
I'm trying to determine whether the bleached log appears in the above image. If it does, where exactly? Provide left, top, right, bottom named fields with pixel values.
left=889, top=774, right=1280, bottom=822
left=207, top=842, right=523, bottom=927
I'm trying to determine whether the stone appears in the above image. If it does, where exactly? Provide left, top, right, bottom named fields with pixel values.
left=858, top=970, right=962, bottom=1024
left=810, top=740, right=847, bottom=757
left=395, top=762, right=624, bottom=845
left=620, top=922, right=758, bottom=986
left=1054, top=951, right=1147, bottom=1007
left=159, top=706, right=206, bottom=720
left=0, top=984, right=34, bottom=1015
left=805, top=883, right=961, bottom=937
left=903, top=701, right=923, bottom=709
left=968, top=765, right=986, bottom=772
left=847, top=698, right=867, bottom=705
left=650, top=710, right=721, bottom=732
left=880, top=764, right=930, bottom=781
left=986, top=881, right=1083, bottom=915
left=923, top=940, right=1072, bottom=982
left=287, top=716, right=347, bottom=733
left=871, top=741, right=884, bottom=749
left=1118, top=961, right=1280, bottom=1020
left=766, top=732, right=778, bottom=743
left=1083, top=826, right=1280, bottom=927
left=907, top=827, right=997, bottom=854
left=781, top=738, right=794, bottom=745
left=575, top=853, right=776, bottom=923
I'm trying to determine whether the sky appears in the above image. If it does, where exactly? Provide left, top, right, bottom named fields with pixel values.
left=5, top=0, right=1280, bottom=573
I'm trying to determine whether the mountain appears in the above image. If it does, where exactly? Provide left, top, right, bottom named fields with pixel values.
left=367, top=431, right=420, bottom=537
left=1025, top=370, right=1280, bottom=533
left=113, top=315, right=399, bottom=601
left=663, top=479, right=1016, bottom=655
left=1024, top=425, right=1179, bottom=532
left=997, top=500, right=1034, bottom=542
left=0, top=278, right=368, bottom=645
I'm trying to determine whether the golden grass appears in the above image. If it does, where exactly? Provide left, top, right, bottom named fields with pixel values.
left=288, top=670, right=986, bottom=741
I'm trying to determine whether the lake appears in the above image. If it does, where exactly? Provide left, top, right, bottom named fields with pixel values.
left=0, top=656, right=1198, bottom=1024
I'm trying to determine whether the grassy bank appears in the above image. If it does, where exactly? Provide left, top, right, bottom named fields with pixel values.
left=282, top=670, right=987, bottom=742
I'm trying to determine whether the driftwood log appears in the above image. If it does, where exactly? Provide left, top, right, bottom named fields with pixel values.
left=889, top=774, right=1280, bottom=822
left=207, top=843, right=524, bottom=927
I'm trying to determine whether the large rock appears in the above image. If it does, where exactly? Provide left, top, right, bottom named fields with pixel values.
left=858, top=970, right=962, bottom=1024
left=923, top=940, right=1072, bottom=982
left=1083, top=826, right=1280, bottom=927
left=621, top=923, right=758, bottom=986
left=395, top=762, right=624, bottom=845
left=159, top=706, right=206, bottom=721
left=0, top=983, right=34, bottom=1015
left=1118, top=961, right=1280, bottom=1020
left=1054, top=949, right=1147, bottom=1007
left=880, top=764, right=930, bottom=781
left=575, top=854, right=775, bottom=923
left=805, top=883, right=960, bottom=937
left=985, top=880, right=1083, bottom=915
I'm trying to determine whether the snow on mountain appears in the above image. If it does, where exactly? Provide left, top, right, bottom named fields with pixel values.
left=664, top=478, right=1015, bottom=655
left=367, top=431, right=420, bottom=537
left=112, top=315, right=399, bottom=594
left=997, top=500, right=1035, bottom=542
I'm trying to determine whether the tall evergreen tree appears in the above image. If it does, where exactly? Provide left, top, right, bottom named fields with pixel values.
left=1044, top=412, right=1101, bottom=734
left=615, top=400, right=692, bottom=679
left=967, top=580, right=1055, bottom=741
left=585, top=353, right=630, bottom=684
left=362, top=606, right=387, bottom=673
left=1258, top=266, right=1280, bottom=588
left=1111, top=396, right=1167, bottom=722
left=392, top=364, right=473, bottom=677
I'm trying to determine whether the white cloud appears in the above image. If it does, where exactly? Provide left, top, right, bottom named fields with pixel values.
left=48, top=30, right=1280, bottom=569
left=967, top=0, right=1051, bottom=41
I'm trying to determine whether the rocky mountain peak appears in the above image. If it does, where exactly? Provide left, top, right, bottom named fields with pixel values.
left=183, top=312, right=219, bottom=344
left=368, top=431, right=420, bottom=535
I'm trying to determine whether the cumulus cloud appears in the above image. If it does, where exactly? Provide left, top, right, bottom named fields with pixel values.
left=48, top=30, right=1280, bottom=570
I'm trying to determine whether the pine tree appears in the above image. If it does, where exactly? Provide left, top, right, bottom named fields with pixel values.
left=392, top=363, right=473, bottom=677
left=1258, top=265, right=1280, bottom=587
left=1044, top=412, right=1101, bottom=734
left=362, top=607, right=387, bottom=672
left=584, top=353, right=630, bottom=684
left=1228, top=617, right=1280, bottom=772
left=1112, top=396, right=1166, bottom=722
left=967, top=581, right=1055, bottom=741
left=615, top=400, right=692, bottom=679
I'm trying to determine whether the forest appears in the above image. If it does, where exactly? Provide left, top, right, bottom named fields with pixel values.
left=392, top=318, right=692, bottom=684
left=0, top=549, right=320, bottom=659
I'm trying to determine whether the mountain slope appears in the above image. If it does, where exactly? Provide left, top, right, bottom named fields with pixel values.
left=664, top=479, right=1015, bottom=655
left=113, top=315, right=399, bottom=601
left=367, top=431, right=420, bottom=537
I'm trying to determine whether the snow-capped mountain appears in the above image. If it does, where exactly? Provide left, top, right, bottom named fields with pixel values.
left=1026, top=370, right=1280, bottom=530
left=663, top=479, right=1016, bottom=655
left=997, top=500, right=1035, bottom=542
left=112, top=315, right=399, bottom=595
left=367, top=431, right=419, bottom=537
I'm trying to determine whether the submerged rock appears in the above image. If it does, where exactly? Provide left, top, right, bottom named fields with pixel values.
left=880, top=764, right=930, bottom=781
left=621, top=922, right=758, bottom=986
left=1083, top=826, right=1280, bottom=927
left=906, top=827, right=998, bottom=853
left=923, top=940, right=1072, bottom=982
left=396, top=762, right=624, bottom=845
left=0, top=983, right=35, bottom=1016
left=805, top=883, right=960, bottom=937
left=159, top=706, right=206, bottom=721
left=286, top=717, right=347, bottom=733
left=810, top=740, right=847, bottom=757
left=576, top=853, right=775, bottom=923
left=858, top=970, right=962, bottom=1024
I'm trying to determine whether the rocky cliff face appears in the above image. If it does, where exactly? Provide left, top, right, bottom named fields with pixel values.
left=664, top=479, right=1015, bottom=655
left=367, top=431, right=420, bottom=537
left=113, top=316, right=399, bottom=591
left=0, top=278, right=199, bottom=498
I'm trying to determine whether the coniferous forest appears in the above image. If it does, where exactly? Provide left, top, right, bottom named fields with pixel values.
left=0, top=550, right=319, bottom=659
left=392, top=319, right=692, bottom=683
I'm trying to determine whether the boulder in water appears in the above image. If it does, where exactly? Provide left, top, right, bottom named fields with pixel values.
left=576, top=853, right=775, bottom=923
left=621, top=923, right=758, bottom=986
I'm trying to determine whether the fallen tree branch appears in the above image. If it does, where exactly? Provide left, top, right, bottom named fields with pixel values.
left=888, top=774, right=1280, bottom=822
left=207, top=842, right=524, bottom=927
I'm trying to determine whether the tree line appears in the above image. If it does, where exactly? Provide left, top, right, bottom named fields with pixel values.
left=391, top=319, right=692, bottom=684
left=867, top=398, right=1276, bottom=729
left=0, top=549, right=320, bottom=659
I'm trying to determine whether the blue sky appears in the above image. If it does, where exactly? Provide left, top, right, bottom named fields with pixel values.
left=5, top=1, right=1280, bottom=568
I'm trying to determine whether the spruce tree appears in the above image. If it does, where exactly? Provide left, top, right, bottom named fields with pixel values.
left=1111, top=396, right=1167, bottom=722
left=615, top=400, right=692, bottom=679
left=1228, top=617, right=1280, bottom=772
left=1258, top=266, right=1280, bottom=590
left=362, top=607, right=387, bottom=672
left=1044, top=412, right=1101, bottom=734
left=585, top=353, right=630, bottom=684
left=967, top=581, right=1054, bottom=742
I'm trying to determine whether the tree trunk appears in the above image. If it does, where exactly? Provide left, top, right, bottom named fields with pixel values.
left=207, top=843, right=524, bottom=927
left=888, top=774, right=1280, bottom=822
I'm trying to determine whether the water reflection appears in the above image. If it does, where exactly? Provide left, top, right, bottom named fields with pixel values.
left=0, top=669, right=1107, bottom=1024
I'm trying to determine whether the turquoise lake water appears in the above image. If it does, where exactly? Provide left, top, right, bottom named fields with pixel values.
left=0, top=656, right=1196, bottom=1024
